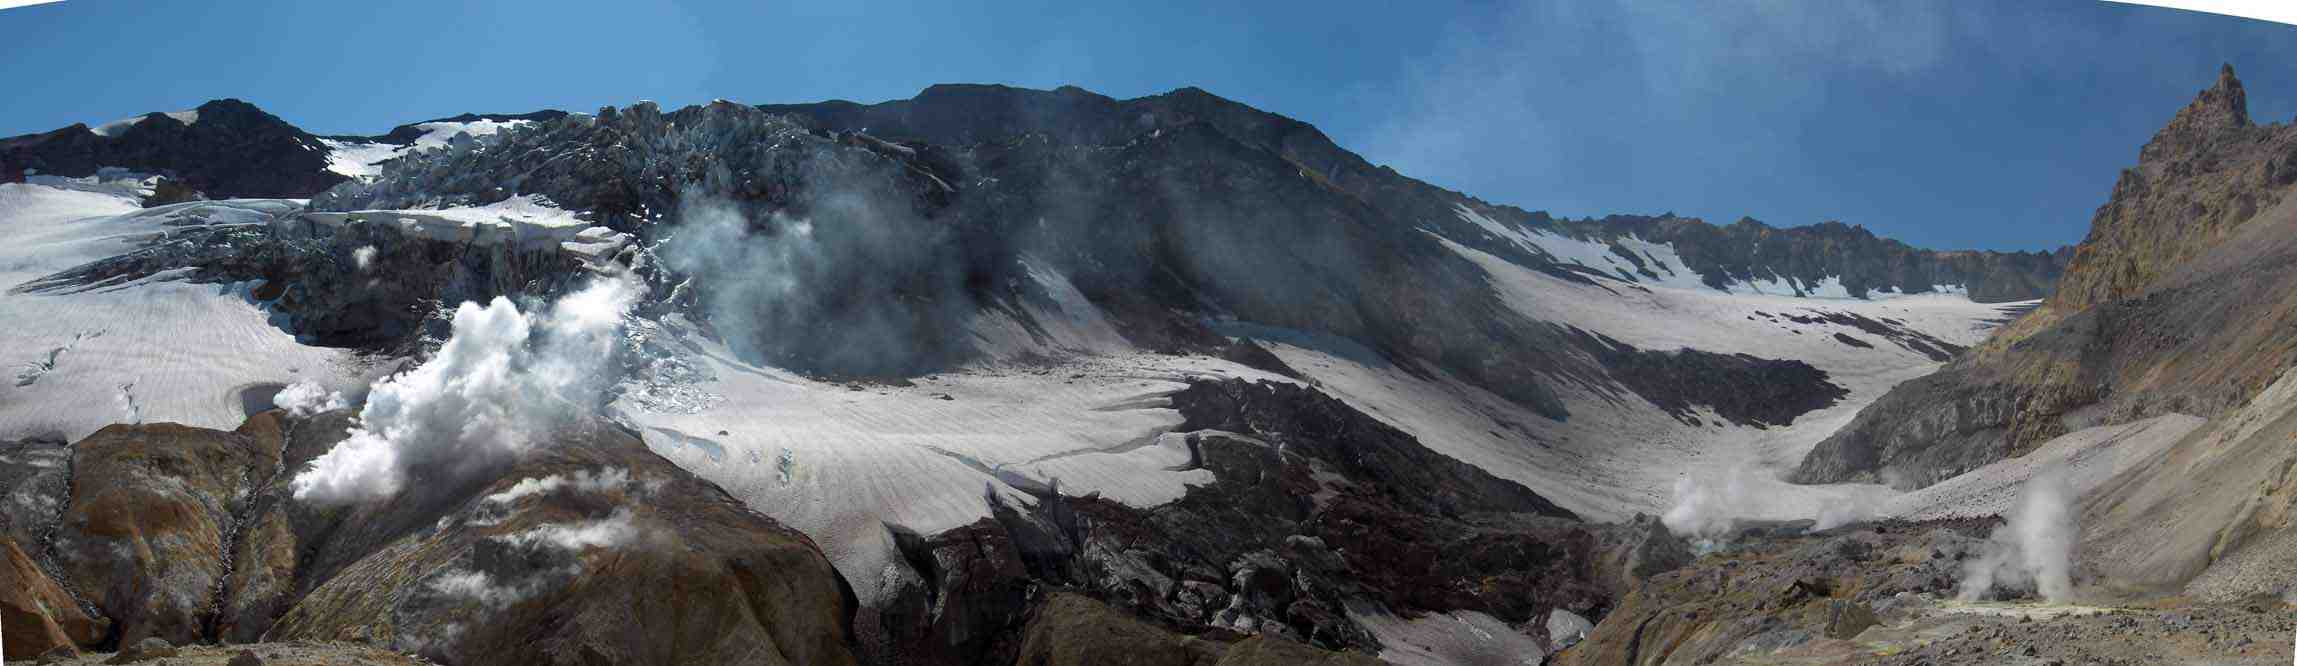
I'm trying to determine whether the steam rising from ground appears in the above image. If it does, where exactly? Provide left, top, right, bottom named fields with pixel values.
left=1958, top=470, right=2077, bottom=603
left=1663, top=468, right=1755, bottom=541
left=273, top=380, right=346, bottom=417
left=658, top=191, right=972, bottom=377
left=291, top=276, right=641, bottom=504
left=1663, top=464, right=1885, bottom=543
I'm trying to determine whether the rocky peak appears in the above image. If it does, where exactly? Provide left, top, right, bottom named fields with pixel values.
left=2138, top=63, right=2252, bottom=164
left=1796, top=64, right=2297, bottom=489
left=2030, top=64, right=2296, bottom=323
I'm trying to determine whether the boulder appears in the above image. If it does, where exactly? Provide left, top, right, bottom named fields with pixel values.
left=1546, top=609, right=1593, bottom=652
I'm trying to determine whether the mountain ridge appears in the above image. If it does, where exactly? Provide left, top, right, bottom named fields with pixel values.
left=1, top=86, right=2067, bottom=302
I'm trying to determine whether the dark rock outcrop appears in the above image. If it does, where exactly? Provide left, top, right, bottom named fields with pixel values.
left=1568, top=328, right=1849, bottom=427
left=859, top=378, right=1608, bottom=663
left=0, top=99, right=344, bottom=198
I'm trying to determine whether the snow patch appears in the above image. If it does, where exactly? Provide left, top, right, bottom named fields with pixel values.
left=0, top=184, right=347, bottom=441
left=318, top=138, right=403, bottom=179
left=405, top=118, right=533, bottom=152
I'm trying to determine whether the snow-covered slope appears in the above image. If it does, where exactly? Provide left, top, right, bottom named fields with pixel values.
left=1274, top=235, right=2026, bottom=523
left=595, top=224, right=2024, bottom=604
left=0, top=180, right=353, bottom=441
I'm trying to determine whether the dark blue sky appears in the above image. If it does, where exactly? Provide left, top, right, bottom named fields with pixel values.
left=4, top=0, right=2293, bottom=251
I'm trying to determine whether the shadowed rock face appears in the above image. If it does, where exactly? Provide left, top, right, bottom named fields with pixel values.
left=1795, top=65, right=2297, bottom=488
left=762, top=84, right=2068, bottom=304
left=0, top=99, right=344, bottom=198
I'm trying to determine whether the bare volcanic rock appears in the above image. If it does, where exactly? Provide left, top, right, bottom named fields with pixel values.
left=1795, top=64, right=2297, bottom=487
left=48, top=418, right=285, bottom=647
left=1, top=537, right=107, bottom=661
left=0, top=437, right=73, bottom=553
left=1555, top=520, right=1996, bottom=665
left=1012, top=591, right=1380, bottom=666
left=265, top=419, right=859, bottom=666
left=856, top=378, right=1608, bottom=663
left=2044, top=64, right=2287, bottom=317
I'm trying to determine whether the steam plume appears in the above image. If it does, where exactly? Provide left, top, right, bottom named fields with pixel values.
left=291, top=275, right=641, bottom=504
left=1958, top=469, right=2076, bottom=603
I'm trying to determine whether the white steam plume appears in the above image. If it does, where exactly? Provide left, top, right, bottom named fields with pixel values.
left=273, top=380, right=346, bottom=417
left=1958, top=469, right=2076, bottom=603
left=1665, top=464, right=1891, bottom=544
left=1663, top=469, right=1753, bottom=541
left=291, top=275, right=641, bottom=504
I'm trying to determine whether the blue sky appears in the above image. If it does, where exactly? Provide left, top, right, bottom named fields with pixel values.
left=3, top=0, right=2293, bottom=251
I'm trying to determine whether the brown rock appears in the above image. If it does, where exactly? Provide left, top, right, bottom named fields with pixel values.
left=50, top=421, right=282, bottom=646
left=1, top=538, right=106, bottom=660
left=266, top=421, right=858, bottom=666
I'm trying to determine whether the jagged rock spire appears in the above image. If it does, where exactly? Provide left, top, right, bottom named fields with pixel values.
left=2141, top=63, right=2252, bottom=162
